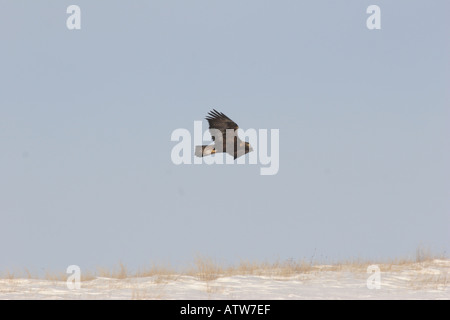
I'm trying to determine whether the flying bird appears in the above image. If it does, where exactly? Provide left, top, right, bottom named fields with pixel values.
left=195, top=109, right=253, bottom=159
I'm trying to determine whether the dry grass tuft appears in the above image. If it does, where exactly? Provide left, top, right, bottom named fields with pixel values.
left=135, top=263, right=176, bottom=278
left=189, top=256, right=223, bottom=281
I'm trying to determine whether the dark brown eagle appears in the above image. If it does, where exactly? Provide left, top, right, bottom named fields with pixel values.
left=195, top=109, right=253, bottom=159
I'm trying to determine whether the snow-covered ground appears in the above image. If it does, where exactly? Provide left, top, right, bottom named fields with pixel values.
left=1, top=259, right=448, bottom=300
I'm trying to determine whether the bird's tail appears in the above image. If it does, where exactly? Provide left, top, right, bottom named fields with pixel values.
left=195, top=145, right=215, bottom=157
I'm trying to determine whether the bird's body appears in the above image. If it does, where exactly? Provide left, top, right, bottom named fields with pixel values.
left=195, top=109, right=253, bottom=159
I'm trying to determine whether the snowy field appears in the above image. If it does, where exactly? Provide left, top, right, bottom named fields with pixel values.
left=1, top=259, right=448, bottom=300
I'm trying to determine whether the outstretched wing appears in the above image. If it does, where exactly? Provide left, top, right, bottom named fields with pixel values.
left=205, top=109, right=239, bottom=142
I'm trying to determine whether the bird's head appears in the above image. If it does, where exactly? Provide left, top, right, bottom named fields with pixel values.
left=245, top=142, right=254, bottom=153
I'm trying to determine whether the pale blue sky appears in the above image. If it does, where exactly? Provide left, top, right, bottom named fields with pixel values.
left=1, top=1, right=449, bottom=274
